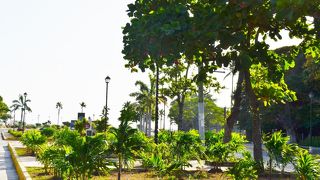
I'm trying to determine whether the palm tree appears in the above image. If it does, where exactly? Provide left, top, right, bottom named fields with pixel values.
left=80, top=102, right=86, bottom=113
left=56, top=102, right=63, bottom=125
left=12, top=93, right=31, bottom=131
left=109, top=102, right=142, bottom=180
left=10, top=103, right=19, bottom=126
left=130, top=75, right=155, bottom=136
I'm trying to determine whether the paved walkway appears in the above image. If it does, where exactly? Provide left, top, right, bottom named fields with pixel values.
left=0, top=131, right=18, bottom=180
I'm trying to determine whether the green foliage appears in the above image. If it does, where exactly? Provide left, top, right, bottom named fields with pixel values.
left=8, top=129, right=23, bottom=137
left=74, top=118, right=89, bottom=136
left=38, top=128, right=110, bottom=179
left=227, top=152, right=258, bottom=180
left=250, top=63, right=297, bottom=107
left=169, top=94, right=224, bottom=131
left=294, top=150, right=320, bottom=180
left=0, top=96, right=10, bottom=121
left=205, top=130, right=247, bottom=164
left=108, top=102, right=146, bottom=179
left=12, top=93, right=32, bottom=130
left=93, top=117, right=108, bottom=133
left=142, top=129, right=204, bottom=177
left=20, top=129, right=46, bottom=154
left=40, top=127, right=56, bottom=137
left=263, top=131, right=298, bottom=172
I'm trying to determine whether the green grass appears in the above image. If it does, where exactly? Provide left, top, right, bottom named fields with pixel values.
left=15, top=147, right=33, bottom=156
left=26, top=167, right=228, bottom=179
left=26, top=167, right=59, bottom=180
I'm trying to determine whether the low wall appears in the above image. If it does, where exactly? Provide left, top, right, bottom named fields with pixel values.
left=8, top=142, right=32, bottom=180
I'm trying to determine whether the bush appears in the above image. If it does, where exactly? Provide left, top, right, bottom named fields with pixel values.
left=263, top=131, right=298, bottom=173
left=20, top=129, right=46, bottom=155
left=205, top=130, right=247, bottom=165
left=142, top=130, right=204, bottom=177
left=41, top=127, right=56, bottom=137
left=8, top=129, right=23, bottom=137
left=294, top=149, right=320, bottom=179
left=227, top=152, right=258, bottom=180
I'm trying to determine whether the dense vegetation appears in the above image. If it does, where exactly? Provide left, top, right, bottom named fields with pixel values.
left=10, top=102, right=319, bottom=179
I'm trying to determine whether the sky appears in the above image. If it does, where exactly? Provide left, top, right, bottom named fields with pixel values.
left=0, top=1, right=302, bottom=127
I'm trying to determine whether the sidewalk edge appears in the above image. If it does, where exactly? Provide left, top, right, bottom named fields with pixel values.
left=8, top=142, right=32, bottom=180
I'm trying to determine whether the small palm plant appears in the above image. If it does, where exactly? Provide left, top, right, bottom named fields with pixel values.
left=294, top=150, right=320, bottom=180
left=108, top=102, right=144, bottom=180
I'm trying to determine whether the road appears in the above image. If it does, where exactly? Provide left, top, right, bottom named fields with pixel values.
left=0, top=129, right=18, bottom=180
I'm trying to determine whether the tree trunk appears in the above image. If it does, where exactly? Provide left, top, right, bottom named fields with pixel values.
left=163, top=102, right=166, bottom=130
left=177, top=99, right=185, bottom=131
left=22, top=109, right=26, bottom=131
left=118, top=154, right=122, bottom=180
left=148, top=108, right=151, bottom=136
left=244, top=70, right=263, bottom=171
left=57, top=109, right=60, bottom=125
left=223, top=71, right=244, bottom=143
left=20, top=110, right=23, bottom=130
left=198, top=66, right=205, bottom=140
left=155, top=65, right=159, bottom=144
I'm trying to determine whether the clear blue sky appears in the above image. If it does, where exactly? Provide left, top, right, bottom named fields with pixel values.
left=0, top=0, right=301, bottom=127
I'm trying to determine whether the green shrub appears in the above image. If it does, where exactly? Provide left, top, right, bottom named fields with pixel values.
left=294, top=149, right=320, bottom=180
left=8, top=129, right=23, bottom=137
left=41, top=127, right=56, bottom=137
left=20, top=129, right=46, bottom=155
left=205, top=130, right=246, bottom=165
left=263, top=131, right=298, bottom=173
left=142, top=130, right=205, bottom=177
left=227, top=152, right=258, bottom=180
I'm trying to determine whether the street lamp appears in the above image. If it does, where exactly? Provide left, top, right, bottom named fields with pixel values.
left=309, top=91, right=314, bottom=151
left=105, top=76, right=111, bottom=131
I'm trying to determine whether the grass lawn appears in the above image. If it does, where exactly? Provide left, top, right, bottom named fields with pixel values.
left=26, top=167, right=230, bottom=180
left=15, top=147, right=33, bottom=156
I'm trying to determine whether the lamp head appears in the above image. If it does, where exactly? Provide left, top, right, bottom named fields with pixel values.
left=105, top=76, right=111, bottom=83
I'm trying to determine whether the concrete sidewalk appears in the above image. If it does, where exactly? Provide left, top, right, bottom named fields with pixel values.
left=0, top=134, right=18, bottom=180
left=7, top=139, right=43, bottom=168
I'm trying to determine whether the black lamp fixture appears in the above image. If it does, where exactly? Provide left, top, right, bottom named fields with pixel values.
left=105, top=76, right=110, bottom=131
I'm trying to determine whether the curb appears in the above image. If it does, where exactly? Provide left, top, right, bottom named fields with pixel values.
left=8, top=142, right=32, bottom=180
left=1, top=131, right=5, bottom=140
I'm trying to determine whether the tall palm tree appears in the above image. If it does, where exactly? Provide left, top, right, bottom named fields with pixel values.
left=56, top=102, right=63, bottom=125
left=130, top=75, right=155, bottom=136
left=12, top=93, right=31, bottom=131
left=80, top=102, right=86, bottom=113
left=10, top=103, right=19, bottom=125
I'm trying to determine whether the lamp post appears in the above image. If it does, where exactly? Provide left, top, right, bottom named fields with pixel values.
left=105, top=76, right=110, bottom=132
left=309, top=92, right=314, bottom=151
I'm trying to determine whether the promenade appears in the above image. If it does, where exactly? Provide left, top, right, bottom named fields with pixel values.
left=0, top=131, right=18, bottom=180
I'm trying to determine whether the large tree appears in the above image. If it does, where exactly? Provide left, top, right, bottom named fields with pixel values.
left=0, top=96, right=10, bottom=125
left=123, top=0, right=320, bottom=169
